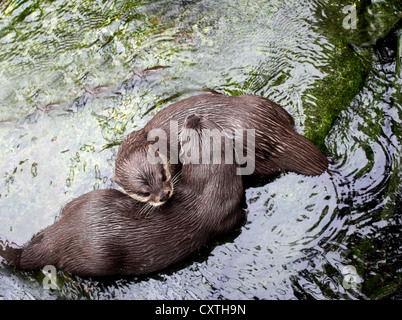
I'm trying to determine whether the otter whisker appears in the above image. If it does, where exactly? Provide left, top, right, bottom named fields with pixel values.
left=171, top=170, right=182, bottom=187
left=142, top=206, right=152, bottom=217
left=139, top=203, right=154, bottom=217
left=144, top=205, right=156, bottom=218
left=138, top=204, right=147, bottom=216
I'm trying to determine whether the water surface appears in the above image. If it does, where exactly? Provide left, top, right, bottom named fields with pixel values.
left=0, top=0, right=401, bottom=299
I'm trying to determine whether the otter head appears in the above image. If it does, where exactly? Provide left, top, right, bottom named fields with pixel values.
left=114, top=144, right=173, bottom=207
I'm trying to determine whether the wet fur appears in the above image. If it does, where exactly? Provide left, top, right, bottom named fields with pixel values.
left=0, top=115, right=244, bottom=277
left=115, top=94, right=328, bottom=199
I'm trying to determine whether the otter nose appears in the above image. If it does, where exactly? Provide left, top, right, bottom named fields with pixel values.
left=159, top=191, right=170, bottom=203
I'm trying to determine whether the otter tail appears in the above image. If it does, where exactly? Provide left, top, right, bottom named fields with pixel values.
left=278, top=131, right=328, bottom=176
left=0, top=240, right=22, bottom=267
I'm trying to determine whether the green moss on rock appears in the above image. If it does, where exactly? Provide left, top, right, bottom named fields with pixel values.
left=303, top=46, right=371, bottom=151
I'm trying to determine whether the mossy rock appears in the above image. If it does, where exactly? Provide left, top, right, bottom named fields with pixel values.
left=302, top=0, right=401, bottom=151
left=303, top=46, right=371, bottom=151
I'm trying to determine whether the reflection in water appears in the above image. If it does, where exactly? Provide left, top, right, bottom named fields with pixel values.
left=0, top=0, right=401, bottom=299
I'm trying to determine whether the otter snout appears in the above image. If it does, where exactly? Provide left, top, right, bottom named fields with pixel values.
left=150, top=189, right=172, bottom=206
left=159, top=190, right=171, bottom=203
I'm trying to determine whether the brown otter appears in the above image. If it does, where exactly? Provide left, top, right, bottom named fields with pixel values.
left=115, top=94, right=328, bottom=205
left=0, top=115, right=244, bottom=276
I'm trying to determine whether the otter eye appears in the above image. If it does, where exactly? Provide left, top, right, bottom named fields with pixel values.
left=137, top=192, right=150, bottom=198
left=161, top=171, right=167, bottom=182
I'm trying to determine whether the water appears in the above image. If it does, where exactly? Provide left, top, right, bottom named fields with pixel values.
left=0, top=0, right=401, bottom=300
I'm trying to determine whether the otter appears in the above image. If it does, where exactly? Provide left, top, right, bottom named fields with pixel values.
left=0, top=115, right=244, bottom=276
left=115, top=94, right=328, bottom=205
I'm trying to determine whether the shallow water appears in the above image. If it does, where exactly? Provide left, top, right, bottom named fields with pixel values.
left=0, top=0, right=401, bottom=300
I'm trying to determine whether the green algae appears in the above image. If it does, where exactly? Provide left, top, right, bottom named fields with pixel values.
left=301, top=1, right=401, bottom=151
left=303, top=47, right=371, bottom=151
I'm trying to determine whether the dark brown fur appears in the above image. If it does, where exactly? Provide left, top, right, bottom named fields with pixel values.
left=0, top=115, right=244, bottom=277
left=115, top=94, right=328, bottom=202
